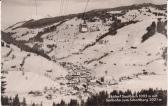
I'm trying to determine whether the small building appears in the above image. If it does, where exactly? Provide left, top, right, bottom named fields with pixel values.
left=72, top=72, right=80, bottom=77
left=1, top=41, right=10, bottom=48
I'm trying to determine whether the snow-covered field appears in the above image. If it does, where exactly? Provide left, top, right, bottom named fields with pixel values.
left=1, top=4, right=167, bottom=105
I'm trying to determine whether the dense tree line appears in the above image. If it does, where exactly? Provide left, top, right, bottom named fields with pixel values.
left=29, top=20, right=66, bottom=42
left=157, top=19, right=167, bottom=37
left=1, top=32, right=51, bottom=60
left=108, top=19, right=138, bottom=35
left=141, top=21, right=156, bottom=42
left=142, top=19, right=167, bottom=43
left=162, top=47, right=167, bottom=66
left=1, top=95, right=27, bottom=106
left=53, top=88, right=167, bottom=106
left=1, top=72, right=6, bottom=95
left=1, top=88, right=166, bottom=106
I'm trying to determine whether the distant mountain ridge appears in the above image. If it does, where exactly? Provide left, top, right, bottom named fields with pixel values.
left=5, top=3, right=166, bottom=29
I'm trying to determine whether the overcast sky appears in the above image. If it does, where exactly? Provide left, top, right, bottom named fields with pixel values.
left=2, top=0, right=166, bottom=29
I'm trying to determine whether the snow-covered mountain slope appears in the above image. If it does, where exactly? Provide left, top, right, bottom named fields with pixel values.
left=93, top=33, right=166, bottom=79
left=1, top=44, right=68, bottom=93
left=1, top=3, right=167, bottom=105
left=6, top=71, right=60, bottom=92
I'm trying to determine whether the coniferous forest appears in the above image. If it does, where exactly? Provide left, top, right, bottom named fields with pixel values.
left=1, top=88, right=167, bottom=106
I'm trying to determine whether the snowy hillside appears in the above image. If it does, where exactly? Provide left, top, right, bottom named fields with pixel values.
left=1, top=44, right=68, bottom=91
left=1, top=3, right=167, bottom=105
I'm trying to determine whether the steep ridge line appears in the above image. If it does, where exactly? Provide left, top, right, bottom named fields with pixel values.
left=1, top=32, right=51, bottom=60
left=29, top=20, right=67, bottom=42
left=11, top=3, right=165, bottom=29
left=1, top=20, right=67, bottom=61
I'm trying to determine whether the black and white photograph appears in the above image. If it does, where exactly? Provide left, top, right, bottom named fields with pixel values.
left=1, top=0, right=167, bottom=106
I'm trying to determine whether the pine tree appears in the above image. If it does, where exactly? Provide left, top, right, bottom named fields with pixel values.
left=1, top=69, right=8, bottom=105
left=1, top=80, right=7, bottom=94
left=1, top=96, right=9, bottom=105
left=81, top=100, right=85, bottom=106
left=157, top=18, right=163, bottom=33
left=142, top=21, right=156, bottom=42
left=52, top=102, right=56, bottom=106
left=69, top=99, right=78, bottom=106
left=60, top=100, right=66, bottom=106
left=13, top=94, right=20, bottom=106
left=32, top=103, right=36, bottom=106
left=22, top=98, right=27, bottom=106
left=1, top=71, right=7, bottom=95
